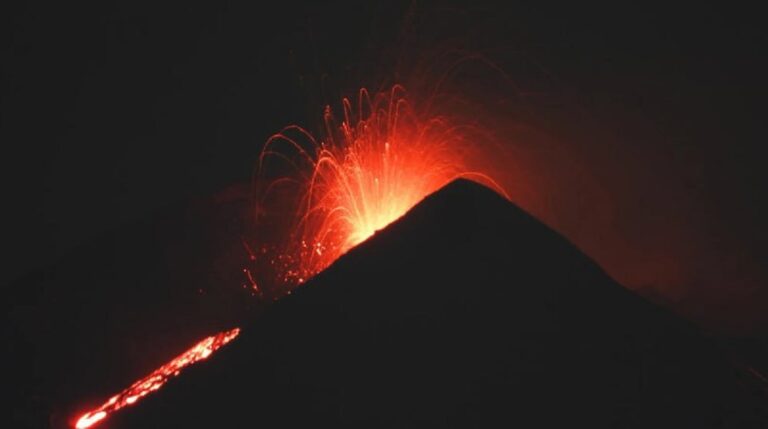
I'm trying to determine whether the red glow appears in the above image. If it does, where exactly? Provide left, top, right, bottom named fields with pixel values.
left=74, top=328, right=240, bottom=429
left=73, top=86, right=506, bottom=428
left=256, top=85, right=507, bottom=287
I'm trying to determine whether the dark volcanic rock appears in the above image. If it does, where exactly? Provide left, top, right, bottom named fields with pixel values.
left=5, top=186, right=258, bottom=429
left=105, top=179, right=766, bottom=428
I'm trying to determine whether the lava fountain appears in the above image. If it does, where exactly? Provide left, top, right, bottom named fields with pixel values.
left=252, top=84, right=507, bottom=289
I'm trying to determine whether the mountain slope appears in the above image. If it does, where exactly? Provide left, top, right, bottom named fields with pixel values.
left=96, top=180, right=768, bottom=427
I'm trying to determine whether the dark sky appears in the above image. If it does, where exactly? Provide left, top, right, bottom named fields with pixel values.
left=2, top=1, right=766, bottom=333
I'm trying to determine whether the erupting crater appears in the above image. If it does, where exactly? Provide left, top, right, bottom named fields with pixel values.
left=253, top=85, right=506, bottom=288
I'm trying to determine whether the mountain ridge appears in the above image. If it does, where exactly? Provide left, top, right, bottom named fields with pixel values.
left=105, top=178, right=764, bottom=428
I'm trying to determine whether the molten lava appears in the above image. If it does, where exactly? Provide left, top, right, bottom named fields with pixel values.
left=255, top=85, right=506, bottom=287
left=74, top=328, right=240, bottom=429
left=73, top=85, right=505, bottom=428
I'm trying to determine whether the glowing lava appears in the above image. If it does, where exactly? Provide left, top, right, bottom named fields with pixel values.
left=74, top=328, right=240, bottom=429
left=255, top=85, right=506, bottom=287
left=73, top=85, right=506, bottom=428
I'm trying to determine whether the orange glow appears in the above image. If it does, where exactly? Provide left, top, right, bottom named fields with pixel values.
left=256, top=85, right=507, bottom=286
left=73, top=86, right=506, bottom=428
left=73, top=328, right=240, bottom=429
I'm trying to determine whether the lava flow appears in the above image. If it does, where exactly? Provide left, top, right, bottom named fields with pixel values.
left=74, top=328, right=240, bottom=429
left=254, top=85, right=507, bottom=288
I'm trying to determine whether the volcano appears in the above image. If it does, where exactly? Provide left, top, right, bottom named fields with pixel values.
left=65, top=179, right=760, bottom=428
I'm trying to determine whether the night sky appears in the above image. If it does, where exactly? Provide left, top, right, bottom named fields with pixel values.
left=3, top=1, right=767, bottom=334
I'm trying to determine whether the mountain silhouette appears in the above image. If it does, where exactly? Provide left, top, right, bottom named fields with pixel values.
left=97, top=179, right=766, bottom=428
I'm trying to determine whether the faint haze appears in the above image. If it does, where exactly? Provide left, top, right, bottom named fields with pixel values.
left=2, top=1, right=766, bottom=334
